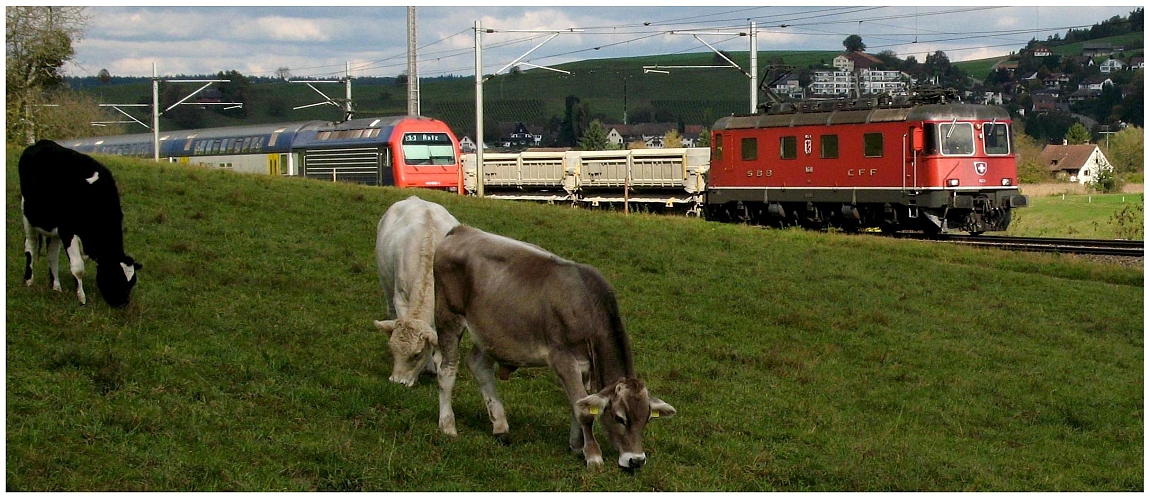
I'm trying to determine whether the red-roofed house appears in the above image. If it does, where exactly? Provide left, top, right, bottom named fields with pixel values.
left=1039, top=144, right=1113, bottom=184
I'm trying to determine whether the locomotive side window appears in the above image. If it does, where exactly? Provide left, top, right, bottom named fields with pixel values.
left=780, top=136, right=797, bottom=159
left=984, top=123, right=1011, bottom=155
left=741, top=137, right=758, bottom=161
left=712, top=134, right=723, bottom=162
left=820, top=134, right=839, bottom=159
left=940, top=122, right=974, bottom=155
left=863, top=133, right=883, bottom=158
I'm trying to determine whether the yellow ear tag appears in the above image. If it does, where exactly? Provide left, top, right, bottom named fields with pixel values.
left=650, top=411, right=660, bottom=418
left=589, top=407, right=599, bottom=416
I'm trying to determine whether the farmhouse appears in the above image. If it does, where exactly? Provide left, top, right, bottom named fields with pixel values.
left=1039, top=144, right=1114, bottom=184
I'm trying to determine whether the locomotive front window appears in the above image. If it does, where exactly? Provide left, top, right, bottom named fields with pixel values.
left=984, top=123, right=1011, bottom=155
left=863, top=133, right=883, bottom=158
left=402, top=132, right=456, bottom=165
left=741, top=137, right=758, bottom=161
left=820, top=134, right=839, bottom=159
left=780, top=136, right=797, bottom=159
left=939, top=122, right=975, bottom=155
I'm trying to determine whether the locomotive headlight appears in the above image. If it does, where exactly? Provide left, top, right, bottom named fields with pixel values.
left=1001, top=178, right=1012, bottom=186
left=947, top=178, right=960, bottom=187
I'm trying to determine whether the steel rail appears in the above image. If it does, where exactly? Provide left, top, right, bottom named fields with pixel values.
left=892, top=233, right=1144, bottom=257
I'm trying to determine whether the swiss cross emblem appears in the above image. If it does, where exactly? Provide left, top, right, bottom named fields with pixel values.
left=974, top=162, right=988, bottom=176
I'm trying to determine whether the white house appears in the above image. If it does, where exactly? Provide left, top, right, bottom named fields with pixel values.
left=1099, top=58, right=1126, bottom=74
left=458, top=136, right=477, bottom=153
left=1039, top=144, right=1114, bottom=184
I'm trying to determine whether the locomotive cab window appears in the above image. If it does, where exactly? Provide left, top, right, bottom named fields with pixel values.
left=863, top=133, right=883, bottom=158
left=402, top=132, right=456, bottom=165
left=984, top=123, right=1011, bottom=155
left=820, top=134, right=839, bottom=159
left=741, top=137, right=758, bottom=161
left=780, top=136, right=797, bottom=159
left=940, top=122, right=975, bottom=155
left=712, top=134, right=723, bottom=162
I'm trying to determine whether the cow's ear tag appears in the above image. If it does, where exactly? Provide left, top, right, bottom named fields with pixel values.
left=650, top=411, right=660, bottom=418
left=588, top=407, right=599, bottom=416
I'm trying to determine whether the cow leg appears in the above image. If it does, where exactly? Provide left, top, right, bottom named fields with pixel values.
left=550, top=353, right=602, bottom=467
left=465, top=346, right=510, bottom=442
left=45, top=235, right=63, bottom=291
left=434, top=315, right=465, bottom=436
left=63, top=235, right=86, bottom=305
left=21, top=215, right=38, bottom=286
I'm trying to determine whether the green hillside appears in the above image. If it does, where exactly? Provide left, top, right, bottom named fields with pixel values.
left=6, top=148, right=1142, bottom=490
left=73, top=50, right=841, bottom=136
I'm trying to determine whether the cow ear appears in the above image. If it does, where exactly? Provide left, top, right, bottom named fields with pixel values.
left=648, top=396, right=676, bottom=420
left=374, top=320, right=397, bottom=337
left=423, top=327, right=439, bottom=347
left=576, top=393, right=610, bottom=418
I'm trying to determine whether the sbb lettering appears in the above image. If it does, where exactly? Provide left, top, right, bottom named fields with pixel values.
left=746, top=170, right=773, bottom=177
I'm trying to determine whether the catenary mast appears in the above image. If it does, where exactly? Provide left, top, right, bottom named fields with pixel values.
left=407, top=6, right=420, bottom=116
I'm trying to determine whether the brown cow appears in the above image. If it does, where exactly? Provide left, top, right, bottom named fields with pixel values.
left=432, top=225, right=675, bottom=469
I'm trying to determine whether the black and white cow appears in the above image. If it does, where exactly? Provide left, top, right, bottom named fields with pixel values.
left=19, top=140, right=141, bottom=307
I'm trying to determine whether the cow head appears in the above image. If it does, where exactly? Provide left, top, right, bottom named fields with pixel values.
left=576, top=378, right=676, bottom=469
left=374, top=317, right=437, bottom=387
left=96, top=255, right=141, bottom=308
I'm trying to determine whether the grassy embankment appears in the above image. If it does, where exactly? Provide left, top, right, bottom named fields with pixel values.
left=6, top=148, right=1143, bottom=491
left=1009, top=185, right=1144, bottom=239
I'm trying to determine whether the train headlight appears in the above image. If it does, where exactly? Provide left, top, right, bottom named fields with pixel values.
left=1001, top=178, right=1012, bottom=186
left=947, top=178, right=960, bottom=187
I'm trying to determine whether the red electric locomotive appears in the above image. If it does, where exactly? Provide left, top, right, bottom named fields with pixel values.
left=706, top=101, right=1029, bottom=234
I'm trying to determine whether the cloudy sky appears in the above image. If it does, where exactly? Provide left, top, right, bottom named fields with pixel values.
left=65, top=4, right=1138, bottom=80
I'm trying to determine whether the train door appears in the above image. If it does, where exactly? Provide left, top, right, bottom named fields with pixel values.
left=907, top=125, right=925, bottom=191
left=380, top=146, right=395, bottom=186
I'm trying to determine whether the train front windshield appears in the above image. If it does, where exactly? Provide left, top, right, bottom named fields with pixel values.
left=402, top=132, right=456, bottom=165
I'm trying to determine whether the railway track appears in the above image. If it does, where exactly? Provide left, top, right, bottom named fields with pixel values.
left=893, top=234, right=1145, bottom=257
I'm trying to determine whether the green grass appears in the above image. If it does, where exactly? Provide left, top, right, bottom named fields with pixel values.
left=6, top=147, right=1143, bottom=491
left=1006, top=192, right=1145, bottom=239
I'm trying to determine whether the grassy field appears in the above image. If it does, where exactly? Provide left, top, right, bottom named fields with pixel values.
left=1007, top=189, right=1145, bottom=240
left=6, top=148, right=1143, bottom=491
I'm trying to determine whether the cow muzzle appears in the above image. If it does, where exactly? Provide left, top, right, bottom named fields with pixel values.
left=619, top=452, right=646, bottom=469
left=389, top=372, right=418, bottom=387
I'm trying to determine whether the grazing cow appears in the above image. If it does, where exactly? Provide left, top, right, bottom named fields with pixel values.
left=19, top=140, right=141, bottom=307
left=372, top=196, right=460, bottom=400
left=433, top=225, right=676, bottom=469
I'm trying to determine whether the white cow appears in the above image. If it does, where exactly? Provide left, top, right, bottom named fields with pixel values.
left=372, top=196, right=460, bottom=399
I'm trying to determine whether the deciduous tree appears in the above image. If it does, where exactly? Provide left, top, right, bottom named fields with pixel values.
left=6, top=6, right=89, bottom=143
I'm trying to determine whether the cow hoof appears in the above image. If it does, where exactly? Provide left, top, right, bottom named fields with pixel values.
left=494, top=432, right=511, bottom=446
left=585, top=455, right=604, bottom=468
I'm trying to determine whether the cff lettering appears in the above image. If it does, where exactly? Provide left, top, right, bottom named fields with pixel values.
left=847, top=168, right=878, bottom=177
